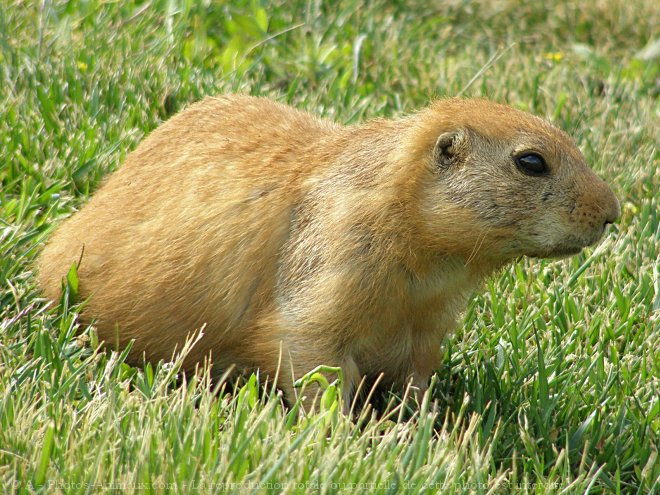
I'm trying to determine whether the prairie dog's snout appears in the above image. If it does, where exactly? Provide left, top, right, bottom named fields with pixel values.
left=581, top=175, right=621, bottom=226
left=554, top=158, right=620, bottom=253
left=37, top=95, right=620, bottom=408
left=575, top=175, right=620, bottom=243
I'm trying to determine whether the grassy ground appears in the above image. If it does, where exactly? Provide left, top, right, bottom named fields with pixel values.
left=1, top=0, right=658, bottom=493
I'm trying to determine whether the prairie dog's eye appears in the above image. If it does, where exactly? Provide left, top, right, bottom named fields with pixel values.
left=515, top=153, right=548, bottom=176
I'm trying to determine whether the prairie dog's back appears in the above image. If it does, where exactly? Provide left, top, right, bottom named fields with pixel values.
left=37, top=95, right=339, bottom=365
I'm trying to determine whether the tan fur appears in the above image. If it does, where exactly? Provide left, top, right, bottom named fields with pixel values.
left=36, top=95, right=620, bottom=407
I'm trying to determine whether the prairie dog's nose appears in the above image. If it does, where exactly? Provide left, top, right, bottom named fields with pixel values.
left=602, top=185, right=621, bottom=226
left=575, top=174, right=620, bottom=234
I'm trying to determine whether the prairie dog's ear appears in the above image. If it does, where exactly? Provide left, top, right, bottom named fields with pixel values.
left=434, top=129, right=468, bottom=169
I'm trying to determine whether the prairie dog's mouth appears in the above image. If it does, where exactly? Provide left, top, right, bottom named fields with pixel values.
left=526, top=224, right=611, bottom=259
left=530, top=231, right=610, bottom=259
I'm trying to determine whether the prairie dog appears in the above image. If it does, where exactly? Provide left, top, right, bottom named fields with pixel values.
left=37, top=95, right=620, bottom=406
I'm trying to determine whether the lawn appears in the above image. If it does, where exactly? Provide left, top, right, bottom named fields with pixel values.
left=0, top=0, right=658, bottom=493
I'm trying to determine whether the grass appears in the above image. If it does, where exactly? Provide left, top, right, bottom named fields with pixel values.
left=0, top=0, right=658, bottom=493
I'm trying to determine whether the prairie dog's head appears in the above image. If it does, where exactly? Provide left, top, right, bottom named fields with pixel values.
left=405, top=98, right=620, bottom=262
